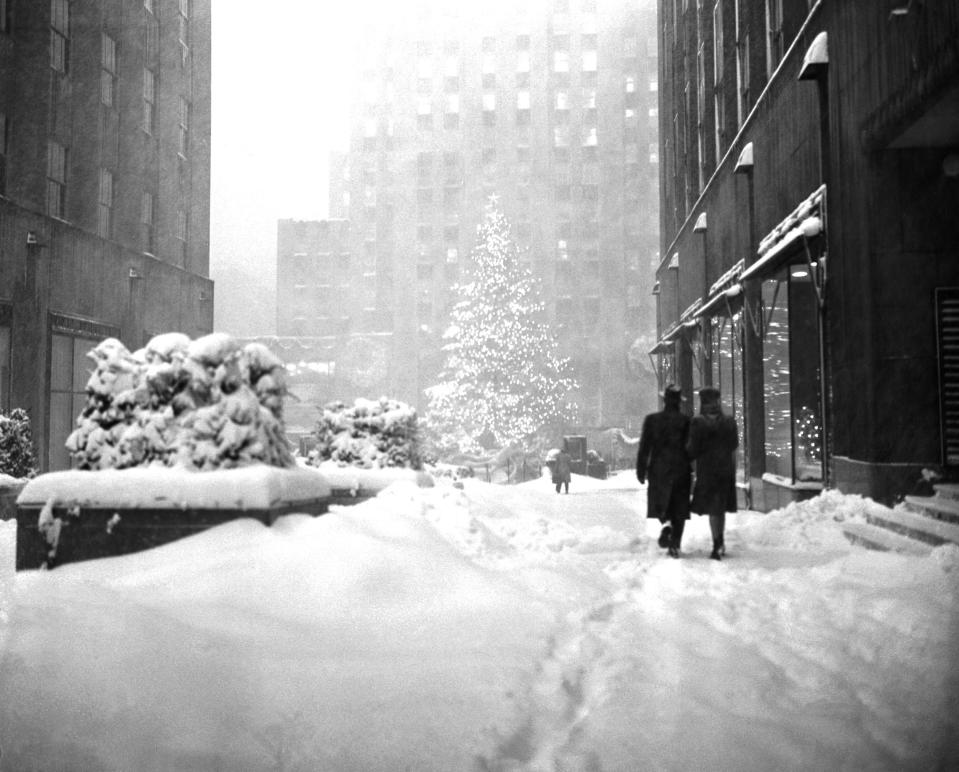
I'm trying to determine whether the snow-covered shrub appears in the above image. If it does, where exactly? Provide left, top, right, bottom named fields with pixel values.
left=66, top=333, right=294, bottom=471
left=308, top=398, right=423, bottom=470
left=0, top=408, right=38, bottom=479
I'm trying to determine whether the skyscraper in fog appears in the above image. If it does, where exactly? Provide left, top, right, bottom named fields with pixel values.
left=303, top=0, right=660, bottom=428
left=0, top=0, right=212, bottom=469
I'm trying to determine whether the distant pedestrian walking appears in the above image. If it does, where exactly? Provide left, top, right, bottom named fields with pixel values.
left=687, top=387, right=739, bottom=560
left=636, top=384, right=691, bottom=557
left=553, top=444, right=572, bottom=494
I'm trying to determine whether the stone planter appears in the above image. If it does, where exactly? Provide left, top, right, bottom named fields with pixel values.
left=15, top=466, right=331, bottom=570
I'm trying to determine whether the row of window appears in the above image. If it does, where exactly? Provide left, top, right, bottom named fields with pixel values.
left=48, top=0, right=191, bottom=78
left=44, top=140, right=188, bottom=257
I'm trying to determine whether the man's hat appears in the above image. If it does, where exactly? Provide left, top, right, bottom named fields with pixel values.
left=698, top=386, right=721, bottom=401
left=662, top=383, right=683, bottom=400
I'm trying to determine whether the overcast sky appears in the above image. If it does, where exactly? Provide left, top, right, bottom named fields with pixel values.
left=209, top=0, right=359, bottom=282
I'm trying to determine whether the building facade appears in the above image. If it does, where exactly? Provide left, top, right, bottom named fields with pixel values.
left=653, top=0, right=959, bottom=508
left=0, top=0, right=213, bottom=470
left=317, top=0, right=660, bottom=429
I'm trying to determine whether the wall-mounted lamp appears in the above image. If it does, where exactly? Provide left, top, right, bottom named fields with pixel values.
left=198, top=290, right=211, bottom=301
left=734, top=142, right=754, bottom=174
left=798, top=31, right=829, bottom=81
left=889, top=0, right=914, bottom=19
left=693, top=212, right=708, bottom=232
left=128, top=268, right=142, bottom=280
left=668, top=252, right=679, bottom=269
left=26, top=231, right=43, bottom=247
left=652, top=282, right=661, bottom=295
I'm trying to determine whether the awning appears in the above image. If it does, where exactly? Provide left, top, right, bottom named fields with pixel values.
left=648, top=321, right=684, bottom=355
left=698, top=283, right=743, bottom=318
left=742, top=185, right=825, bottom=281
left=697, top=259, right=745, bottom=318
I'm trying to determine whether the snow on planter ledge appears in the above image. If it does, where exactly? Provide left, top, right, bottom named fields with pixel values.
left=14, top=466, right=331, bottom=570
left=308, top=460, right=434, bottom=503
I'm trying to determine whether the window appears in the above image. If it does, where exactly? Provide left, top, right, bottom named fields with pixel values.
left=178, top=97, right=190, bottom=156
left=483, top=92, right=496, bottom=111
left=554, top=90, right=569, bottom=110
left=176, top=209, right=189, bottom=263
left=766, top=0, right=784, bottom=77
left=735, top=0, right=750, bottom=125
left=556, top=239, right=569, bottom=259
left=553, top=50, right=569, bottom=72
left=582, top=50, right=597, bottom=71
left=178, top=0, right=189, bottom=63
left=624, top=35, right=637, bottom=58
left=0, top=319, right=8, bottom=411
left=516, top=34, right=530, bottom=49
left=444, top=55, right=458, bottom=77
left=141, top=191, right=155, bottom=253
left=417, top=152, right=431, bottom=180
left=446, top=247, right=458, bottom=263
left=50, top=0, right=70, bottom=73
left=582, top=126, right=598, bottom=147
left=445, top=76, right=459, bottom=92
left=649, top=142, right=659, bottom=164
left=97, top=168, right=113, bottom=238
left=49, top=332, right=101, bottom=470
left=445, top=94, right=459, bottom=114
left=517, top=51, right=530, bottom=73
left=417, top=223, right=432, bottom=243
left=0, top=113, right=7, bottom=196
left=482, top=73, right=495, bottom=89
left=444, top=224, right=458, bottom=243
left=624, top=75, right=635, bottom=94
left=582, top=33, right=597, bottom=50
left=46, top=141, right=67, bottom=219
left=482, top=52, right=496, bottom=75
left=583, top=88, right=597, bottom=109
left=100, top=33, right=116, bottom=106
left=143, top=68, right=155, bottom=133
left=517, top=91, right=530, bottom=110
left=761, top=267, right=823, bottom=482
left=553, top=125, right=569, bottom=147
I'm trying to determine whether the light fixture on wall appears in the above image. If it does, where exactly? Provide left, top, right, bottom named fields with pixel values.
left=128, top=268, right=142, bottom=280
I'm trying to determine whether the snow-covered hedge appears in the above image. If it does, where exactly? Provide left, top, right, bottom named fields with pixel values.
left=308, top=398, right=423, bottom=470
left=66, top=333, right=294, bottom=471
left=0, top=408, right=38, bottom=479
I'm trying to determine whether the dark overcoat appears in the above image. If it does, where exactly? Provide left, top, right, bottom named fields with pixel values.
left=687, top=409, right=739, bottom=515
left=635, top=406, right=691, bottom=520
left=552, top=450, right=572, bottom=484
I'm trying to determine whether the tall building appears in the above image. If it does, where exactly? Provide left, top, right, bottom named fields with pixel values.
left=0, top=0, right=213, bottom=470
left=653, top=0, right=959, bottom=507
left=313, top=0, right=661, bottom=430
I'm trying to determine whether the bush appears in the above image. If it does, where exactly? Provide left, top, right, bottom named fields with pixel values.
left=66, top=333, right=294, bottom=471
left=0, top=408, right=39, bottom=479
left=308, top=398, right=423, bottom=470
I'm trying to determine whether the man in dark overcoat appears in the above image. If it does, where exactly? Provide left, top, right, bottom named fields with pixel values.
left=636, top=384, right=691, bottom=557
left=687, top=386, right=739, bottom=560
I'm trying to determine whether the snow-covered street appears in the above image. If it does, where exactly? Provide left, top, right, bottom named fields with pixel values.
left=1, top=472, right=958, bottom=771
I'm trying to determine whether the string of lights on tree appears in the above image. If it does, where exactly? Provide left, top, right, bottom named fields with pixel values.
left=425, top=199, right=578, bottom=454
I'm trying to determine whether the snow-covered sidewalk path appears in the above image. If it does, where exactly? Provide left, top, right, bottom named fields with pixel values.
left=1, top=472, right=957, bottom=771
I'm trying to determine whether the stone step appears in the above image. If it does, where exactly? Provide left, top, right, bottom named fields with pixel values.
left=903, top=494, right=959, bottom=527
left=841, top=522, right=932, bottom=556
left=933, top=483, right=959, bottom=503
left=867, top=504, right=959, bottom=547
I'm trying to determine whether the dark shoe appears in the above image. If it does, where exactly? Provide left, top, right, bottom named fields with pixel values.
left=710, top=544, right=723, bottom=561
left=658, top=525, right=672, bottom=548
left=667, top=546, right=680, bottom=558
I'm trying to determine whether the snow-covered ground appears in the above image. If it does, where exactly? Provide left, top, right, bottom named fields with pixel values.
left=1, top=471, right=957, bottom=771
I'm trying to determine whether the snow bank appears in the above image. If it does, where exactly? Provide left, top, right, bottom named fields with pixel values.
left=1, top=478, right=956, bottom=770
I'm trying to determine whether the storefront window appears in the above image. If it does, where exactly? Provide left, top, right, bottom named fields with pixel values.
left=710, top=311, right=745, bottom=482
left=761, top=266, right=823, bottom=482
left=660, top=350, right=676, bottom=390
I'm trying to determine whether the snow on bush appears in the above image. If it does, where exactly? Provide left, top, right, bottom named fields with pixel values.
left=308, top=398, right=423, bottom=469
left=0, top=407, right=38, bottom=479
left=66, top=333, right=294, bottom=471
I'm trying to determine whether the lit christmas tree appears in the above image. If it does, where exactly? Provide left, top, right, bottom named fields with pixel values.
left=425, top=199, right=578, bottom=454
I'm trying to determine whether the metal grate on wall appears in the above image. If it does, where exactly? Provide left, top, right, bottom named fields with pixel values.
left=936, top=287, right=959, bottom=467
